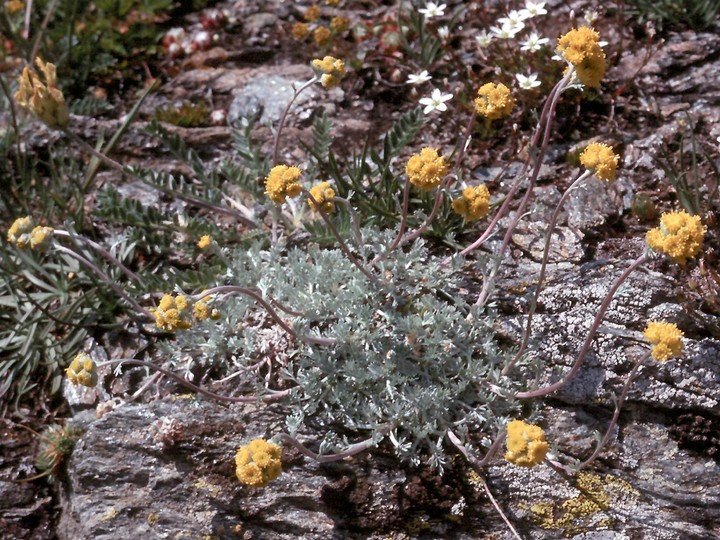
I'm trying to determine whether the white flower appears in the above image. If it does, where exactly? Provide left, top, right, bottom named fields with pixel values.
left=418, top=2, right=446, bottom=19
left=407, top=70, right=432, bottom=85
left=437, top=26, right=450, bottom=41
left=515, top=73, right=541, bottom=89
left=520, top=32, right=549, bottom=51
left=521, top=1, right=548, bottom=17
left=419, top=88, right=453, bottom=114
left=475, top=30, right=493, bottom=48
left=498, top=10, right=530, bottom=27
left=584, top=10, right=599, bottom=24
left=490, top=22, right=522, bottom=39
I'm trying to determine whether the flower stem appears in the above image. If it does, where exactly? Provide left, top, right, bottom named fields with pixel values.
left=577, top=351, right=652, bottom=470
left=197, top=285, right=337, bottom=346
left=276, top=423, right=393, bottom=462
left=97, top=358, right=293, bottom=403
left=272, top=78, right=317, bottom=165
left=516, top=254, right=649, bottom=399
left=503, top=170, right=592, bottom=374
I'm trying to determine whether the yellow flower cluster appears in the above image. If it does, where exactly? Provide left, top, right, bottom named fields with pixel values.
left=15, top=58, right=69, bottom=128
left=292, top=22, right=309, bottom=40
left=265, top=165, right=303, bottom=204
left=452, top=185, right=491, bottom=221
left=5, top=0, right=24, bottom=15
left=646, top=211, right=705, bottom=264
left=197, top=234, right=213, bottom=249
left=7, top=216, right=54, bottom=251
left=505, top=419, right=549, bottom=468
left=314, top=26, right=332, bottom=46
left=308, top=181, right=336, bottom=213
left=330, top=15, right=350, bottom=33
left=556, top=26, right=606, bottom=88
left=643, top=321, right=683, bottom=361
left=311, top=56, right=346, bottom=89
left=152, top=293, right=220, bottom=332
left=405, top=147, right=448, bottom=190
left=66, top=352, right=98, bottom=388
left=579, top=142, right=619, bottom=181
left=304, top=4, right=321, bottom=22
left=474, top=82, right=515, bottom=120
left=235, top=439, right=282, bottom=487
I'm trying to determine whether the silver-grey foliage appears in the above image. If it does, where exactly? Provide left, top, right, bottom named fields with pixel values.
left=161, top=227, right=523, bottom=468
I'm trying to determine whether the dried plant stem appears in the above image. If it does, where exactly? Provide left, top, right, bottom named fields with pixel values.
left=478, top=473, right=523, bottom=540
left=277, top=424, right=393, bottom=463
left=272, top=78, right=317, bottom=165
left=52, top=244, right=152, bottom=318
left=54, top=230, right=146, bottom=287
left=503, top=170, right=593, bottom=374
left=578, top=351, right=652, bottom=470
left=98, top=358, right=293, bottom=403
left=198, top=285, right=337, bottom=346
left=516, top=254, right=650, bottom=399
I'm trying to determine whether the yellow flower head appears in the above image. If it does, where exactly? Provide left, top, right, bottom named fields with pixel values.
left=193, top=301, right=210, bottom=321
left=646, top=211, right=705, bottom=264
left=5, top=0, right=24, bottom=15
left=66, top=352, right=98, bottom=388
left=152, top=294, right=194, bottom=332
left=579, top=142, right=619, bottom=181
left=308, top=181, right=336, bottom=213
left=311, top=56, right=346, bottom=89
left=14, top=58, right=69, bottom=128
left=304, top=4, right=321, bottom=22
left=235, top=438, right=282, bottom=487
left=505, top=419, right=548, bottom=468
left=557, top=27, right=606, bottom=88
left=265, top=165, right=303, bottom=205
left=330, top=15, right=350, bottom=33
left=643, top=321, right=683, bottom=361
left=291, top=22, right=309, bottom=40
left=452, top=185, right=491, bottom=221
left=405, top=147, right=448, bottom=190
left=197, top=235, right=213, bottom=249
left=29, top=226, right=54, bottom=252
left=326, top=0, right=340, bottom=5
left=7, top=216, right=35, bottom=249
left=313, top=26, right=332, bottom=47
left=474, top=82, right=515, bottom=120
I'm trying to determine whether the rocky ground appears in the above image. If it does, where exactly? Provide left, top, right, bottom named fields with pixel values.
left=1, top=0, right=719, bottom=538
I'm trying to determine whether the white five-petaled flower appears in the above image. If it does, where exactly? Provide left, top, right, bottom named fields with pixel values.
left=407, top=70, right=432, bottom=85
left=515, top=73, right=541, bottom=89
left=419, top=88, right=453, bottom=114
left=418, top=2, right=446, bottom=19
left=498, top=10, right=530, bottom=27
left=521, top=1, right=548, bottom=17
left=475, top=30, right=493, bottom=48
left=490, top=22, right=523, bottom=39
left=520, top=32, right=549, bottom=51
